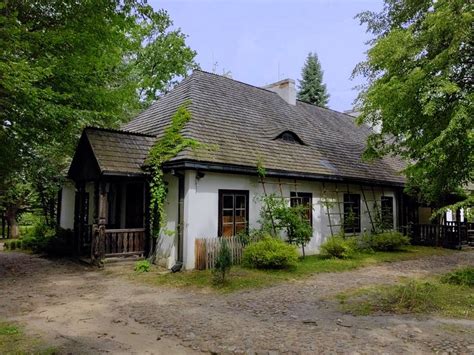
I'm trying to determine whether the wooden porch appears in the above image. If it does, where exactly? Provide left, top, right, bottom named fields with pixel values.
left=409, top=221, right=474, bottom=249
left=74, top=179, right=150, bottom=264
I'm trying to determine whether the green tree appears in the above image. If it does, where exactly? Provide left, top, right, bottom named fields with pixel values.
left=258, top=194, right=312, bottom=257
left=354, top=0, right=473, bottom=207
left=213, top=239, right=232, bottom=284
left=297, top=52, right=330, bottom=107
left=0, top=0, right=197, bottom=224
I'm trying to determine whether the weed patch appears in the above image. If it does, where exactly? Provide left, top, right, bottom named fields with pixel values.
left=338, top=268, right=474, bottom=319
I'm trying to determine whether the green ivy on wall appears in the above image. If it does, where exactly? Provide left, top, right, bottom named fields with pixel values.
left=147, top=103, right=199, bottom=236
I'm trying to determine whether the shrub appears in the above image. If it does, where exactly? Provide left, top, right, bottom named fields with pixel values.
left=242, top=236, right=298, bottom=269
left=20, top=219, right=73, bottom=256
left=9, top=240, right=17, bottom=250
left=236, top=229, right=265, bottom=246
left=134, top=260, right=151, bottom=273
left=441, top=267, right=474, bottom=287
left=369, top=231, right=410, bottom=251
left=348, top=233, right=375, bottom=253
left=320, top=236, right=354, bottom=259
left=213, top=239, right=232, bottom=284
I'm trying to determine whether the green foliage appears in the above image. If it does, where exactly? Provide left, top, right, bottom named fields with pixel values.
left=354, top=0, right=473, bottom=206
left=320, top=236, right=354, bottom=259
left=0, top=320, right=56, bottom=354
left=21, top=219, right=72, bottom=256
left=0, top=324, right=19, bottom=336
left=134, top=260, right=151, bottom=273
left=256, top=157, right=266, bottom=178
left=339, top=275, right=474, bottom=319
left=236, top=229, right=266, bottom=246
left=9, top=240, right=17, bottom=250
left=297, top=52, right=330, bottom=107
left=213, top=239, right=232, bottom=284
left=0, top=0, right=197, bottom=223
left=441, top=267, right=474, bottom=287
left=369, top=231, right=410, bottom=251
left=147, top=104, right=199, bottom=236
left=258, top=194, right=313, bottom=255
left=243, top=236, right=298, bottom=269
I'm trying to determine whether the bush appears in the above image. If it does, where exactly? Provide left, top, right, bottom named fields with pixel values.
left=441, top=267, right=474, bottom=287
left=320, top=236, right=354, bottom=259
left=242, top=236, right=298, bottom=269
left=348, top=233, right=375, bottom=253
left=236, top=229, right=265, bottom=246
left=213, top=239, right=232, bottom=284
left=21, top=219, right=73, bottom=256
left=9, top=240, right=17, bottom=250
left=369, top=231, right=410, bottom=251
left=134, top=260, right=151, bottom=273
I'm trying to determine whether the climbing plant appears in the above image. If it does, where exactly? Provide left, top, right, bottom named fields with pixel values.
left=255, top=160, right=312, bottom=257
left=147, top=103, right=199, bottom=237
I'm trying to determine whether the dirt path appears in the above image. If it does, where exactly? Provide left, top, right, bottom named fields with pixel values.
left=0, top=250, right=473, bottom=354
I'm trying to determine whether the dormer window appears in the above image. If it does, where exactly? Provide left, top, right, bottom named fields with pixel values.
left=276, top=131, right=304, bottom=145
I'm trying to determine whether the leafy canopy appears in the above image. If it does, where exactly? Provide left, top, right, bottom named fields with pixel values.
left=297, top=52, right=330, bottom=107
left=354, top=0, right=473, bottom=206
left=0, top=0, right=197, bottom=222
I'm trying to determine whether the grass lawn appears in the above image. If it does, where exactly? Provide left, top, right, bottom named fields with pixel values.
left=0, top=320, right=56, bottom=354
left=337, top=266, right=474, bottom=320
left=117, top=246, right=454, bottom=293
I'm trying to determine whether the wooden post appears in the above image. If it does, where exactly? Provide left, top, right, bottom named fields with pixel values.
left=92, top=182, right=107, bottom=266
left=1, top=211, right=5, bottom=239
left=144, top=181, right=151, bottom=257
left=73, top=182, right=85, bottom=257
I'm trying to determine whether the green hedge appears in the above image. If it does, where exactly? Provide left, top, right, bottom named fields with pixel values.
left=320, top=236, right=354, bottom=259
left=242, top=236, right=298, bottom=269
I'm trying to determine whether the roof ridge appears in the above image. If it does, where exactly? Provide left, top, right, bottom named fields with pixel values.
left=85, top=126, right=156, bottom=138
left=193, top=69, right=280, bottom=96
left=296, top=99, right=354, bottom=118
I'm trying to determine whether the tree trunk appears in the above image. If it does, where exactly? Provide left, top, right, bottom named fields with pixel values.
left=5, top=207, right=19, bottom=239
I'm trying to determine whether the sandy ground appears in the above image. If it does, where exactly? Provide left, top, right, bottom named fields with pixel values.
left=0, top=250, right=473, bottom=354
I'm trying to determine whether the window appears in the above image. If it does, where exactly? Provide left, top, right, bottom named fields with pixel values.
left=276, top=131, right=304, bottom=145
left=344, top=193, right=361, bottom=233
left=290, top=192, right=313, bottom=226
left=381, top=196, right=394, bottom=229
left=218, top=190, right=249, bottom=236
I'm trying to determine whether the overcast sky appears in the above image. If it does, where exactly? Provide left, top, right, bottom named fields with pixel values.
left=151, top=0, right=382, bottom=111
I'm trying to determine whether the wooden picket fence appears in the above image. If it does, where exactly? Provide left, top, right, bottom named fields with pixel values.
left=195, top=236, right=244, bottom=270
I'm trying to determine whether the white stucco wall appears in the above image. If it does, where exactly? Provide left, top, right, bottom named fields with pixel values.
left=155, top=174, right=180, bottom=268
left=59, top=181, right=76, bottom=230
left=180, top=171, right=399, bottom=270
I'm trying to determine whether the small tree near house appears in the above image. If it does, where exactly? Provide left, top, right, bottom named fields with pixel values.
left=213, top=239, right=232, bottom=284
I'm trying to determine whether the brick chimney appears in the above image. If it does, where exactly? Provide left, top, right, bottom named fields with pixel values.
left=263, top=79, right=296, bottom=105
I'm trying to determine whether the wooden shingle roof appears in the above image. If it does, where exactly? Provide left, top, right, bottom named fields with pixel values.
left=121, top=70, right=405, bottom=185
left=68, top=128, right=155, bottom=179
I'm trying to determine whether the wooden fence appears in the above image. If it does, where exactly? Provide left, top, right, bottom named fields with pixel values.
left=195, top=236, right=244, bottom=270
left=409, top=222, right=473, bottom=249
left=102, top=228, right=146, bottom=257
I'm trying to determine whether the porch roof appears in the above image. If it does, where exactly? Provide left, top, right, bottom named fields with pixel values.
left=68, top=127, right=155, bottom=180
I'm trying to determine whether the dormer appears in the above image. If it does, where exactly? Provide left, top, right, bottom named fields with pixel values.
left=275, top=130, right=305, bottom=145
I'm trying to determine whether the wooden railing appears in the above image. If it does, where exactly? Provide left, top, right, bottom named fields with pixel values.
left=409, top=222, right=472, bottom=249
left=103, top=228, right=146, bottom=257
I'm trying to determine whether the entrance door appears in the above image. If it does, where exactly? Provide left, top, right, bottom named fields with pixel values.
left=125, top=183, right=144, bottom=228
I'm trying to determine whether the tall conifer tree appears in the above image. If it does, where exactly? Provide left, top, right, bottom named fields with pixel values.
left=297, top=52, right=330, bottom=107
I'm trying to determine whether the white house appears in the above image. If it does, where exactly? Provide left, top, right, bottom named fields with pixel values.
left=61, top=70, right=409, bottom=269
